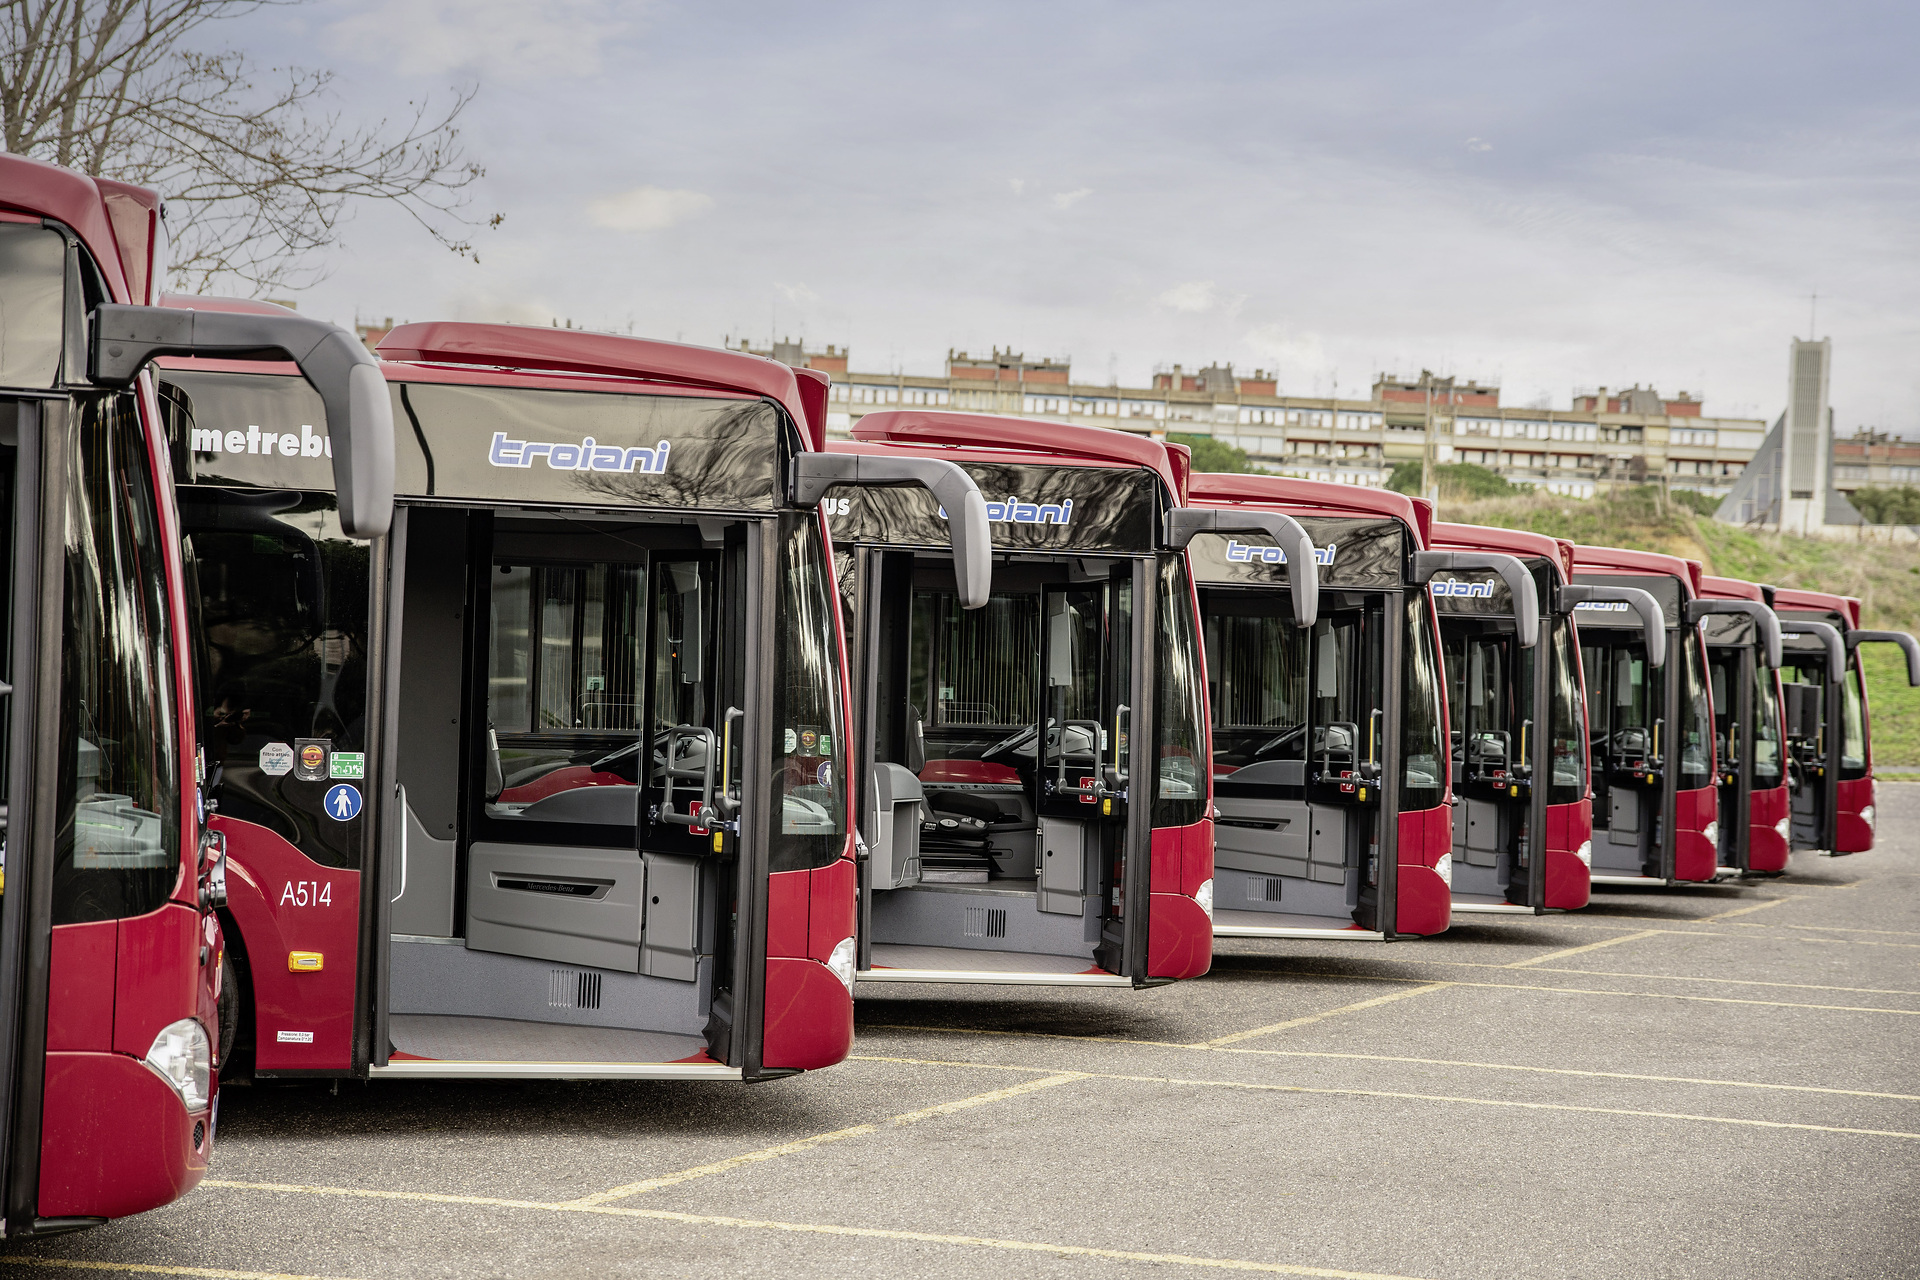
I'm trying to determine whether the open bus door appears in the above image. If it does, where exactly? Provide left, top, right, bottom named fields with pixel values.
left=830, top=413, right=1216, bottom=987
left=1771, top=588, right=1920, bottom=855
left=1697, top=577, right=1789, bottom=874
left=162, top=323, right=985, bottom=1080
left=1428, top=523, right=1593, bottom=913
left=1573, top=548, right=1718, bottom=885
left=0, top=155, right=392, bottom=1231
left=1186, top=474, right=1451, bottom=941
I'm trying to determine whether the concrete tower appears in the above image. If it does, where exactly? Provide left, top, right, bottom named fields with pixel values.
left=1778, top=337, right=1832, bottom=534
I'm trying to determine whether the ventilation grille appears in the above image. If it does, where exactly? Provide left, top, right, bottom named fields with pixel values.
left=963, top=906, right=1008, bottom=939
left=549, top=968, right=603, bottom=1010
left=1247, top=875, right=1284, bottom=903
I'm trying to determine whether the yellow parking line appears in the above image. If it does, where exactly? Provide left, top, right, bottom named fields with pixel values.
left=1780, top=923, right=1920, bottom=938
left=1276, top=954, right=1920, bottom=997
left=565, top=1072, right=1084, bottom=1206
left=201, top=1180, right=1426, bottom=1279
left=0, top=1262, right=358, bottom=1280
left=1206, top=983, right=1455, bottom=1046
left=854, top=1040, right=1920, bottom=1101
left=850, top=1056, right=1920, bottom=1141
left=1219, top=968, right=1920, bottom=1015
left=1700, top=898, right=1794, bottom=923
left=1505, top=930, right=1663, bottom=967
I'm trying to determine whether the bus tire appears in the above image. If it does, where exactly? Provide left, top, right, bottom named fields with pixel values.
left=216, top=935, right=254, bottom=1081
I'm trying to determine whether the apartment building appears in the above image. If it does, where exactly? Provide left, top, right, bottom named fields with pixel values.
left=757, top=340, right=1781, bottom=499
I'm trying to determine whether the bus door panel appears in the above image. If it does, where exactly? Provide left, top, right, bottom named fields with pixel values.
left=1039, top=583, right=1115, bottom=939
left=0, top=396, right=62, bottom=1231
left=1581, top=634, right=1661, bottom=877
left=182, top=487, right=371, bottom=1074
left=1706, top=643, right=1750, bottom=870
left=1834, top=656, right=1872, bottom=853
left=1780, top=655, right=1830, bottom=851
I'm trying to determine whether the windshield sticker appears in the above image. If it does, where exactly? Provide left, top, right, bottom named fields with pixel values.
left=329, top=751, right=366, bottom=779
left=259, top=742, right=294, bottom=776
left=323, top=784, right=363, bottom=822
left=294, top=738, right=329, bottom=782
left=488, top=432, right=671, bottom=475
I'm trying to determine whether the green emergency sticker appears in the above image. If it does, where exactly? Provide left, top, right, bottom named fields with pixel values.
left=329, top=752, right=366, bottom=780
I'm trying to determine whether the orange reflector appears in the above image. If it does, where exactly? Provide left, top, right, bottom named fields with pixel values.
left=288, top=951, right=323, bottom=973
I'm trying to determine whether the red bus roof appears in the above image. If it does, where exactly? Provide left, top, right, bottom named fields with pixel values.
left=1188, top=472, right=1424, bottom=545
left=376, top=321, right=825, bottom=451
left=1770, top=587, right=1862, bottom=628
left=1572, top=544, right=1701, bottom=597
left=849, top=410, right=1182, bottom=502
left=1431, top=521, right=1574, bottom=581
left=0, top=153, right=151, bottom=305
left=1699, top=575, right=1765, bottom=603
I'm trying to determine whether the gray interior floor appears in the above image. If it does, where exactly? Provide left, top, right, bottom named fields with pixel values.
left=1449, top=893, right=1512, bottom=906
left=388, top=1014, right=708, bottom=1064
left=1212, top=908, right=1362, bottom=931
left=867, top=944, right=1103, bottom=974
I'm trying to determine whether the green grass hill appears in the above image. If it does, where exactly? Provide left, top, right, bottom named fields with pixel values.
left=1440, top=487, right=1920, bottom=765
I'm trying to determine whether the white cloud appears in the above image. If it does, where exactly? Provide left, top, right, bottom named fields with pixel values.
left=586, top=186, right=714, bottom=234
left=1051, top=187, right=1092, bottom=210
left=1008, top=178, right=1026, bottom=195
left=1465, top=137, right=1493, bottom=152
left=775, top=281, right=819, bottom=303
left=327, top=0, right=633, bottom=79
left=1155, top=280, right=1247, bottom=317
left=1242, top=324, right=1335, bottom=385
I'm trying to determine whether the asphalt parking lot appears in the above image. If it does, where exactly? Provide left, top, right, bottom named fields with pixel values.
left=11, top=790, right=1920, bottom=1280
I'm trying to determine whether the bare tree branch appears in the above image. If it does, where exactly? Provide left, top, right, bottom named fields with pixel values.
left=1, top=0, right=493, bottom=293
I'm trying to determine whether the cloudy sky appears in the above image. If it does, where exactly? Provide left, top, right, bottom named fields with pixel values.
left=234, top=0, right=1920, bottom=431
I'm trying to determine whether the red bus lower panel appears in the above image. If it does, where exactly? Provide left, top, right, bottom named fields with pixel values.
left=1748, top=785, right=1791, bottom=872
left=39, top=1051, right=206, bottom=1220
left=806, top=857, right=857, bottom=962
left=1836, top=778, right=1874, bottom=853
left=218, top=817, right=361, bottom=1073
left=1396, top=807, right=1452, bottom=936
left=761, top=956, right=852, bottom=1072
left=1672, top=787, right=1718, bottom=882
left=1147, top=893, right=1212, bottom=980
left=1542, top=801, right=1592, bottom=910
left=46, top=922, right=117, bottom=1053
left=1151, top=819, right=1214, bottom=898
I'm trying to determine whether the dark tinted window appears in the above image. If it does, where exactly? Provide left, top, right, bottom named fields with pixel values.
left=1547, top=614, right=1586, bottom=804
left=1681, top=635, right=1713, bottom=786
left=768, top=513, right=846, bottom=872
left=1153, top=554, right=1205, bottom=826
left=183, top=490, right=370, bottom=869
left=1401, top=593, right=1446, bottom=810
left=55, top=394, right=181, bottom=922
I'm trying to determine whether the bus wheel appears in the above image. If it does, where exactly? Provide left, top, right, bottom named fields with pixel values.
left=217, top=948, right=253, bottom=1080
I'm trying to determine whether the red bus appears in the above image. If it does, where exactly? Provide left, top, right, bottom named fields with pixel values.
left=1185, top=474, right=1465, bottom=941
left=161, top=321, right=987, bottom=1079
left=1571, top=546, right=1719, bottom=885
left=1427, top=522, right=1598, bottom=914
left=0, top=156, right=391, bottom=1230
left=1767, top=587, right=1920, bottom=856
left=1698, top=576, right=1790, bottom=874
left=826, top=414, right=1265, bottom=985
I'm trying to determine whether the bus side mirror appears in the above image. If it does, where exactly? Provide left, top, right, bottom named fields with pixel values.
left=89, top=305, right=395, bottom=538
left=1165, top=507, right=1318, bottom=628
left=792, top=453, right=991, bottom=609
left=1411, top=551, right=1539, bottom=648
left=1558, top=585, right=1666, bottom=668
left=1779, top=620, right=1844, bottom=681
left=1686, top=599, right=1783, bottom=669
left=1847, top=630, right=1920, bottom=687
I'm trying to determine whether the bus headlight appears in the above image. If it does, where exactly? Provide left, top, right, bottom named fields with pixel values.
left=144, top=1018, right=211, bottom=1113
left=1774, top=817, right=1790, bottom=840
left=1194, top=878, right=1214, bottom=921
left=1574, top=840, right=1592, bottom=867
left=1861, top=805, right=1875, bottom=830
left=825, top=936, right=857, bottom=995
left=1433, top=853, right=1453, bottom=888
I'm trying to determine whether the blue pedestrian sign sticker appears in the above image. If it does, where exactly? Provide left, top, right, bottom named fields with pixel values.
left=323, top=784, right=363, bottom=822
